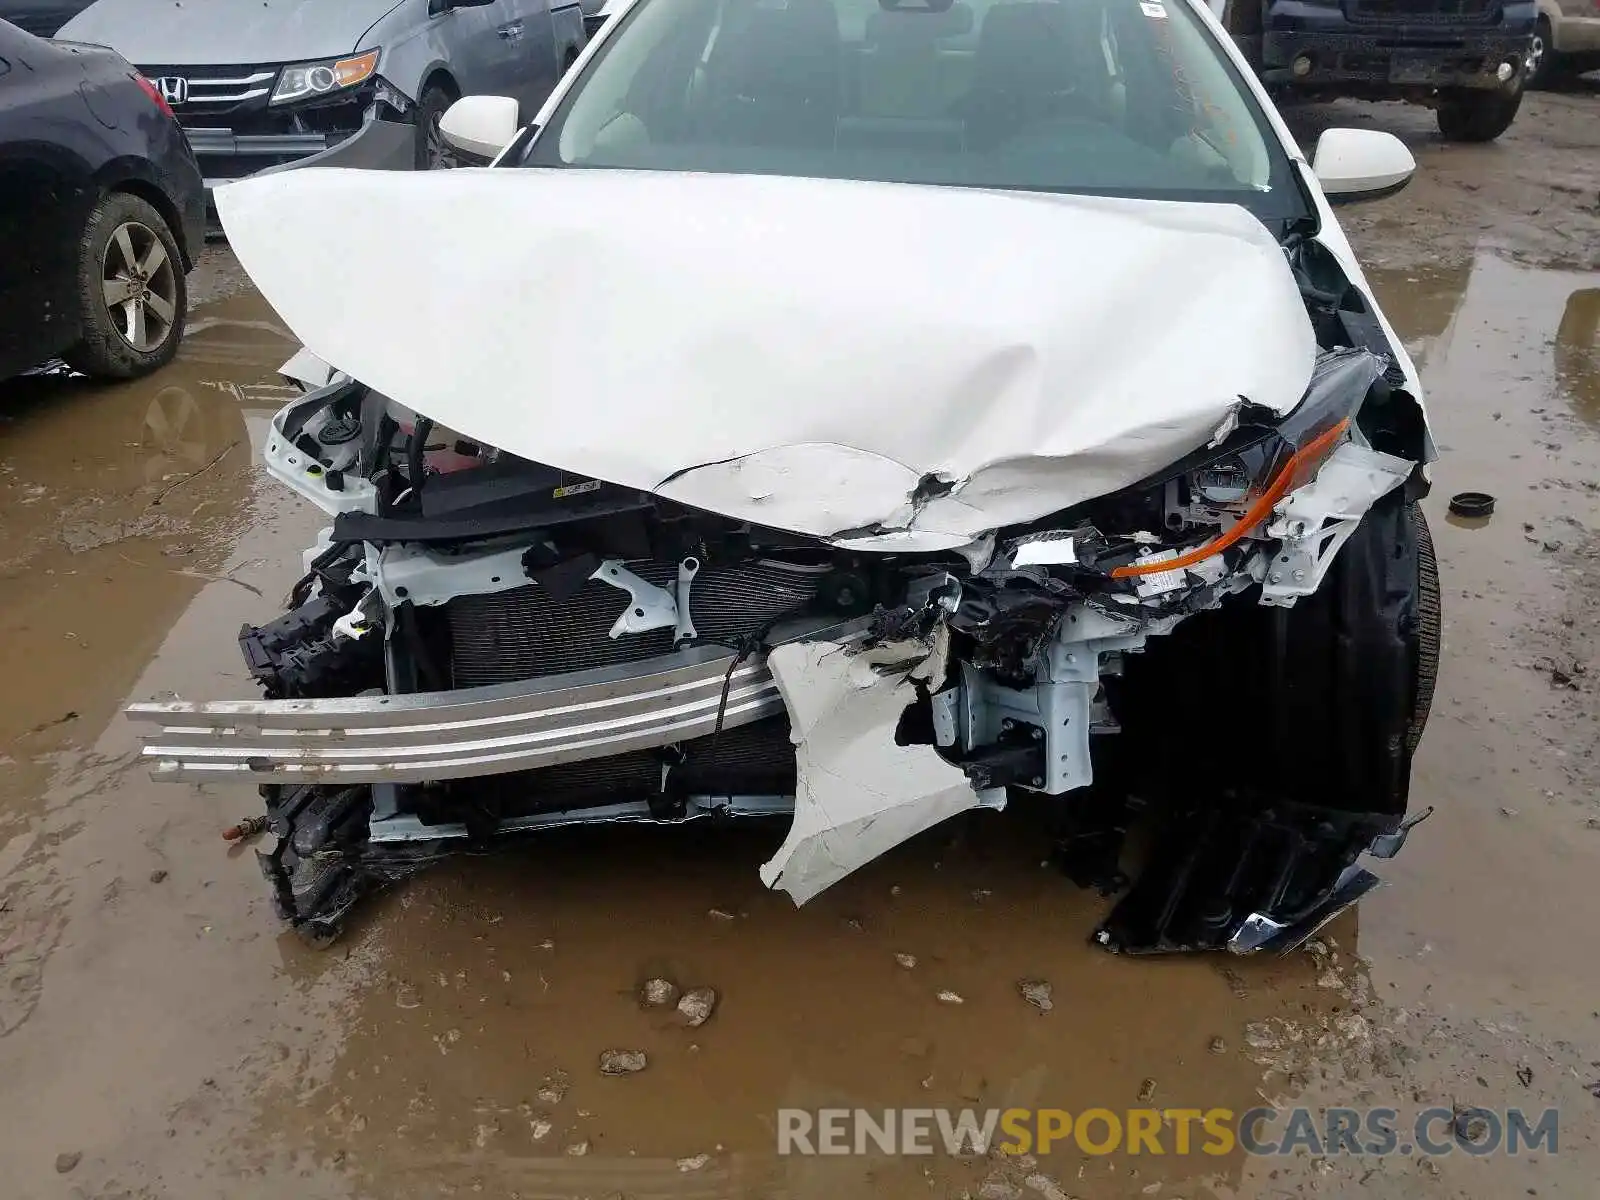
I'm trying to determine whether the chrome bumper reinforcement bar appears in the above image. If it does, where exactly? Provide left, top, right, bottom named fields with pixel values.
left=125, top=621, right=855, bottom=784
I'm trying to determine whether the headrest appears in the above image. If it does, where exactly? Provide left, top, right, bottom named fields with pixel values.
left=867, top=1, right=974, bottom=40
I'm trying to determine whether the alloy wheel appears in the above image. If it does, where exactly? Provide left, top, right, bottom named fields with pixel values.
left=101, top=220, right=178, bottom=353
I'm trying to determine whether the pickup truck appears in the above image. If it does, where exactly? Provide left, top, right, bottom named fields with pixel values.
left=1215, top=0, right=1537, bottom=142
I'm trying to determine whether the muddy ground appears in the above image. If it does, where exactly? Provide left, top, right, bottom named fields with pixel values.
left=3, top=86, right=1600, bottom=1200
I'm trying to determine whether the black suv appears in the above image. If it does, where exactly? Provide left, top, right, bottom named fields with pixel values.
left=0, top=18, right=205, bottom=381
left=1223, top=0, right=1537, bottom=142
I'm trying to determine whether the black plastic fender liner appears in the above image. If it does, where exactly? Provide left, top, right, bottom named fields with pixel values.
left=1086, top=494, right=1439, bottom=953
left=1108, top=492, right=1437, bottom=818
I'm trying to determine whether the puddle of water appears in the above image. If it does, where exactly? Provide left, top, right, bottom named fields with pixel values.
left=1358, top=254, right=1600, bottom=1013
left=0, top=295, right=300, bottom=754
left=1555, top=287, right=1600, bottom=428
left=1, top=254, right=1598, bottom=1199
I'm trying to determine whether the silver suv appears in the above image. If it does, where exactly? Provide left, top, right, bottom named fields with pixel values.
left=56, top=0, right=589, bottom=189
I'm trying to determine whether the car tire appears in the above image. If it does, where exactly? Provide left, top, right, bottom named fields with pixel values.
left=414, top=84, right=458, bottom=170
left=1435, top=86, right=1524, bottom=142
left=1407, top=502, right=1440, bottom=754
left=1527, top=17, right=1560, bottom=90
left=62, top=191, right=187, bottom=380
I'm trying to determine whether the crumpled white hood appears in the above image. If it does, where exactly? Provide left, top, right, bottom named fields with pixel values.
left=218, top=167, right=1317, bottom=543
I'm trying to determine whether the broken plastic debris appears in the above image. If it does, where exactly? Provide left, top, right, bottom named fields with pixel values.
left=937, top=990, right=965, bottom=1005
left=676, top=1154, right=711, bottom=1172
left=565, top=1141, right=590, bottom=1157
left=895, top=953, right=918, bottom=970
left=530, top=1119, right=552, bottom=1141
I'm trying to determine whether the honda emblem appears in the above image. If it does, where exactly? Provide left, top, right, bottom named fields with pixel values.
left=155, top=76, right=189, bottom=105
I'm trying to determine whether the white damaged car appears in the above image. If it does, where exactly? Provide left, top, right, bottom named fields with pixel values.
left=128, top=0, right=1441, bottom=951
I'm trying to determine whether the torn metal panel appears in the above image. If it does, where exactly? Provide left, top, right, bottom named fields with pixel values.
left=216, top=167, right=1317, bottom=545
left=761, top=636, right=1004, bottom=905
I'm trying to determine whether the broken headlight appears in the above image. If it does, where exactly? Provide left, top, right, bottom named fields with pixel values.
left=271, top=49, right=380, bottom=106
left=1110, top=349, right=1382, bottom=581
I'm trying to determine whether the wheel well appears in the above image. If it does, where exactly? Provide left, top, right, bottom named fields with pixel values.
left=109, top=179, right=191, bottom=270
left=422, top=69, right=460, bottom=102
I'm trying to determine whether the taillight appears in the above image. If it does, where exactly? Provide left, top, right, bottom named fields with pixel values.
left=133, top=74, right=174, bottom=119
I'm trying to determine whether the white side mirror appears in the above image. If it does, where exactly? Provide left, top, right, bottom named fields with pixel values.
left=438, top=95, right=521, bottom=160
left=1312, top=128, right=1416, bottom=203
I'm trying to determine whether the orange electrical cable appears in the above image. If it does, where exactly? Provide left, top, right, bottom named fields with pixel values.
left=1109, top=419, right=1351, bottom=580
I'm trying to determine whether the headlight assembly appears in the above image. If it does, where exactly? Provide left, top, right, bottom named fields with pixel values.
left=270, top=49, right=380, bottom=106
left=1111, top=348, right=1385, bottom=580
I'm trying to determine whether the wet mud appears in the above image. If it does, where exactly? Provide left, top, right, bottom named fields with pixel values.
left=3, top=95, right=1600, bottom=1200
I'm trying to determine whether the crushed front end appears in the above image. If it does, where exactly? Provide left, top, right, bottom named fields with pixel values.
left=126, top=242, right=1439, bottom=949
left=137, top=56, right=416, bottom=194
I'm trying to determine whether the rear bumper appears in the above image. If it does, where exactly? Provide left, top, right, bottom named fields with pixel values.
left=125, top=619, right=854, bottom=784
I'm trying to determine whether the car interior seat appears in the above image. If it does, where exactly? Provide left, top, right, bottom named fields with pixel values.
left=699, top=0, right=844, bottom=147
left=858, top=0, right=975, bottom=119
left=960, top=1, right=1111, bottom=150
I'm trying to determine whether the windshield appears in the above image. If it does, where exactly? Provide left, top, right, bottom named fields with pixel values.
left=523, top=0, right=1304, bottom=221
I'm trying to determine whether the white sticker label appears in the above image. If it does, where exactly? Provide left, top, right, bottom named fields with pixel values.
left=1140, top=1, right=1168, bottom=16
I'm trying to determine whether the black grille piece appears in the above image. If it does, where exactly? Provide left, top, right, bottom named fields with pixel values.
left=444, top=559, right=827, bottom=686
left=1348, top=0, right=1495, bottom=23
